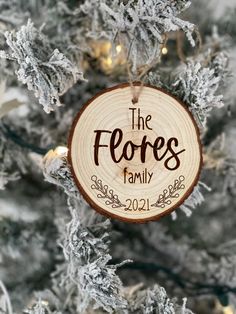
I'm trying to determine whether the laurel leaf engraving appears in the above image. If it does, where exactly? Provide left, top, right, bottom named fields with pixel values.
left=91, top=175, right=125, bottom=208
left=151, top=176, right=185, bottom=208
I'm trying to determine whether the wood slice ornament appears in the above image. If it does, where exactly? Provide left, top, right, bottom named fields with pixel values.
left=68, top=83, right=202, bottom=223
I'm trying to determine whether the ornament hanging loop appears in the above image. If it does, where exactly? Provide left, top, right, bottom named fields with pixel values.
left=119, top=29, right=146, bottom=105
left=125, top=33, right=168, bottom=104
left=132, top=95, right=138, bottom=105
left=126, top=63, right=143, bottom=105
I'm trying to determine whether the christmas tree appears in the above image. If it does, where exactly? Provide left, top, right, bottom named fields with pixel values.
left=0, top=0, right=236, bottom=313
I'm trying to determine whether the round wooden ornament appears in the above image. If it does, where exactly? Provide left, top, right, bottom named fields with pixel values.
left=68, top=83, right=202, bottom=223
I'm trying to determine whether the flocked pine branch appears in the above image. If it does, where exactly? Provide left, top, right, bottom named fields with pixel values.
left=81, top=0, right=195, bottom=72
left=0, top=122, right=27, bottom=190
left=42, top=148, right=195, bottom=313
left=172, top=182, right=211, bottom=220
left=25, top=297, right=63, bottom=314
left=0, top=20, right=85, bottom=113
left=204, top=133, right=236, bottom=194
left=0, top=171, right=19, bottom=190
left=43, top=149, right=128, bottom=313
left=0, top=280, right=13, bottom=314
left=25, top=300, right=49, bottom=314
left=173, top=51, right=228, bottom=127
left=0, top=81, right=27, bottom=189
left=0, top=0, right=28, bottom=27
left=42, top=147, right=80, bottom=199
left=60, top=200, right=128, bottom=313
left=136, top=221, right=236, bottom=301
left=127, top=284, right=194, bottom=314
left=0, top=0, right=235, bottom=313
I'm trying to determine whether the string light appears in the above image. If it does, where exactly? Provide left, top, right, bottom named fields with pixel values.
left=90, top=40, right=125, bottom=72
left=162, top=46, right=168, bottom=55
left=55, top=146, right=68, bottom=155
left=41, top=300, right=49, bottom=306
left=116, top=44, right=122, bottom=53
left=106, top=57, right=113, bottom=66
left=223, top=306, right=234, bottom=314
left=215, top=301, right=234, bottom=314
left=91, top=41, right=111, bottom=58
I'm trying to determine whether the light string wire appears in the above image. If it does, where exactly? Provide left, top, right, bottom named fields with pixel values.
left=113, top=258, right=236, bottom=305
left=1, top=121, right=51, bottom=155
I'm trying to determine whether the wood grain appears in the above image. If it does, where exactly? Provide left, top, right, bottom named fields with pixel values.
left=68, top=83, right=202, bottom=223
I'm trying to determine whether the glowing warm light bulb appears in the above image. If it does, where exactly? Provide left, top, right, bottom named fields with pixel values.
left=162, top=46, right=168, bottom=55
left=106, top=57, right=113, bottom=66
left=55, top=146, right=68, bottom=155
left=223, top=306, right=234, bottom=314
left=41, top=300, right=49, bottom=306
left=116, top=45, right=122, bottom=53
left=102, top=42, right=112, bottom=55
